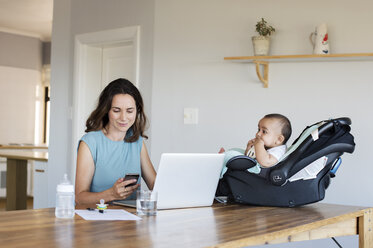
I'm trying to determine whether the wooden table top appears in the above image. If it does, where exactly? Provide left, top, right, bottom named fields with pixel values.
left=0, top=203, right=369, bottom=248
left=0, top=150, right=48, bottom=162
left=0, top=144, right=48, bottom=149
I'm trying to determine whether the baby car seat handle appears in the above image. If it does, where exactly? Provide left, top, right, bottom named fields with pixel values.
left=269, top=117, right=352, bottom=186
left=317, top=117, right=351, bottom=136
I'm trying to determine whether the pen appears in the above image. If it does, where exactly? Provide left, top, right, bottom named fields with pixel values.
left=87, top=207, right=104, bottom=213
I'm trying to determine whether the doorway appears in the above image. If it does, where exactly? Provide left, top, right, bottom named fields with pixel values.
left=72, top=26, right=140, bottom=178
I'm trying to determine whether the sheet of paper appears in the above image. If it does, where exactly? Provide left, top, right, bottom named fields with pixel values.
left=75, top=209, right=141, bottom=221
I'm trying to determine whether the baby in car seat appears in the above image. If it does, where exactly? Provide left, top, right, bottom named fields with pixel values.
left=219, top=113, right=292, bottom=176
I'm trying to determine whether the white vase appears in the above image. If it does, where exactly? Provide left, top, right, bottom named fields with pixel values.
left=309, top=23, right=330, bottom=54
left=252, top=36, right=270, bottom=56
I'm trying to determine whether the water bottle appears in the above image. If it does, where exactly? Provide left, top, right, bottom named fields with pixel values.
left=55, top=173, right=75, bottom=219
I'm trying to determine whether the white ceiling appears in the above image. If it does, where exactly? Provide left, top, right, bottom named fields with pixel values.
left=0, top=0, right=53, bottom=41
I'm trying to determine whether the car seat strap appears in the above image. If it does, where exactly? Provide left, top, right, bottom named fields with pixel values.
left=330, top=157, right=342, bottom=178
left=311, top=129, right=319, bottom=141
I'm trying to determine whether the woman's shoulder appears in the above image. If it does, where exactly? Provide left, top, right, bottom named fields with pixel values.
left=81, top=130, right=103, bottom=144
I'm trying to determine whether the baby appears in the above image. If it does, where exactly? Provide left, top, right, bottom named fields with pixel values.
left=220, top=113, right=292, bottom=176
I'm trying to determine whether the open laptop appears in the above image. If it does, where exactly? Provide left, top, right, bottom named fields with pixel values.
left=113, top=153, right=224, bottom=210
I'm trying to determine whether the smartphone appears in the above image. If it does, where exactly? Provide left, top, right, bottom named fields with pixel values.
left=123, top=173, right=140, bottom=187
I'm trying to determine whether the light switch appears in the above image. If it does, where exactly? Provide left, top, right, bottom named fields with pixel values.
left=184, top=108, right=199, bottom=124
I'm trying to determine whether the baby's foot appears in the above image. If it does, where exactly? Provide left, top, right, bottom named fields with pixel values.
left=218, top=147, right=225, bottom=153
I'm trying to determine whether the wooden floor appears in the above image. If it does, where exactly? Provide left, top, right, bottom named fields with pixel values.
left=0, top=197, right=33, bottom=211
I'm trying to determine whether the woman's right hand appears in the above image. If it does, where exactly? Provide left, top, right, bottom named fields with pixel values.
left=111, top=178, right=140, bottom=200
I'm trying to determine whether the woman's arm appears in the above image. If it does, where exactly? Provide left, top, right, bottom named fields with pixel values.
left=140, top=141, right=157, bottom=190
left=75, top=141, right=138, bottom=205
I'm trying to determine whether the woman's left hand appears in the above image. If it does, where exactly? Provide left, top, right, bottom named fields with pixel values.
left=112, top=178, right=140, bottom=199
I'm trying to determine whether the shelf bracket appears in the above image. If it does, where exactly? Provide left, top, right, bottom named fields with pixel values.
left=253, top=60, right=269, bottom=88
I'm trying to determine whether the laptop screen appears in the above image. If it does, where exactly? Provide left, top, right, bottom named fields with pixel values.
left=112, top=153, right=224, bottom=210
left=153, top=153, right=224, bottom=209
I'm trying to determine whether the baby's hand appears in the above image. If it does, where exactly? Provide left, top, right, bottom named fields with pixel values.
left=246, top=138, right=255, bottom=148
left=253, top=137, right=265, bottom=147
left=245, top=138, right=256, bottom=155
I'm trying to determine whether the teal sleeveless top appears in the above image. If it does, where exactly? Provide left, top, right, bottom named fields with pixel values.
left=79, top=130, right=143, bottom=195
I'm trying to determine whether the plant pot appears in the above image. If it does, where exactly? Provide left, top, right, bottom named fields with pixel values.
left=252, top=36, right=270, bottom=56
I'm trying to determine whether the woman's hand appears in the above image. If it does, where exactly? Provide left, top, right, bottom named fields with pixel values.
left=111, top=178, right=140, bottom=199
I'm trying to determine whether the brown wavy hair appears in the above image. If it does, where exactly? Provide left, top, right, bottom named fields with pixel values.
left=85, top=78, right=148, bottom=142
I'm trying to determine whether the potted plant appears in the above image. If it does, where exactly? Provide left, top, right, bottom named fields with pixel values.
left=252, top=18, right=275, bottom=56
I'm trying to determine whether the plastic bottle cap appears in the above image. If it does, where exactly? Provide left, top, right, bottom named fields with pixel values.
left=56, top=173, right=74, bottom=192
left=57, top=184, right=74, bottom=192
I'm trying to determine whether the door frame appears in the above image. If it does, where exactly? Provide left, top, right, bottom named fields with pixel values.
left=72, top=26, right=140, bottom=180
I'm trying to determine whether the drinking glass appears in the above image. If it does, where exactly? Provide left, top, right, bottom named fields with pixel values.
left=136, top=190, right=157, bottom=216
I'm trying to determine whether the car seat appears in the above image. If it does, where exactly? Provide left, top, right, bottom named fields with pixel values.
left=216, top=117, right=355, bottom=207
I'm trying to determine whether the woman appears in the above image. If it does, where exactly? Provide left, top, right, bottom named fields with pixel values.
left=75, top=78, right=156, bottom=205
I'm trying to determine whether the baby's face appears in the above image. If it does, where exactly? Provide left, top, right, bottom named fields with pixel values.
left=256, top=117, right=284, bottom=149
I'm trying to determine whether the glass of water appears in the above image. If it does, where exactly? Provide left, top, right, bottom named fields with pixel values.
left=136, top=190, right=157, bottom=216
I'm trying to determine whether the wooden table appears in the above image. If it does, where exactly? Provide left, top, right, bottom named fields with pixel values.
left=0, top=150, right=48, bottom=210
left=0, top=203, right=371, bottom=247
left=0, top=144, right=48, bottom=149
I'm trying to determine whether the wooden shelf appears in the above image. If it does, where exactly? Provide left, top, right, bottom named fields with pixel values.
left=224, top=53, right=373, bottom=87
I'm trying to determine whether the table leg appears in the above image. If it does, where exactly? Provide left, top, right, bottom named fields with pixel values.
left=359, top=208, right=373, bottom=248
left=6, top=159, right=27, bottom=210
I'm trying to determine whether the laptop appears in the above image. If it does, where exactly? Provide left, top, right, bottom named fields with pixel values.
left=113, top=153, right=225, bottom=210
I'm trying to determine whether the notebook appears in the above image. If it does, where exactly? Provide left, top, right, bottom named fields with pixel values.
left=113, top=153, right=225, bottom=210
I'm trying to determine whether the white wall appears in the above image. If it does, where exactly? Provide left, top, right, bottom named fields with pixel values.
left=48, top=0, right=73, bottom=206
left=151, top=0, right=373, bottom=204
left=150, top=1, right=372, bottom=247
left=0, top=32, right=43, bottom=145
left=0, top=66, right=40, bottom=144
